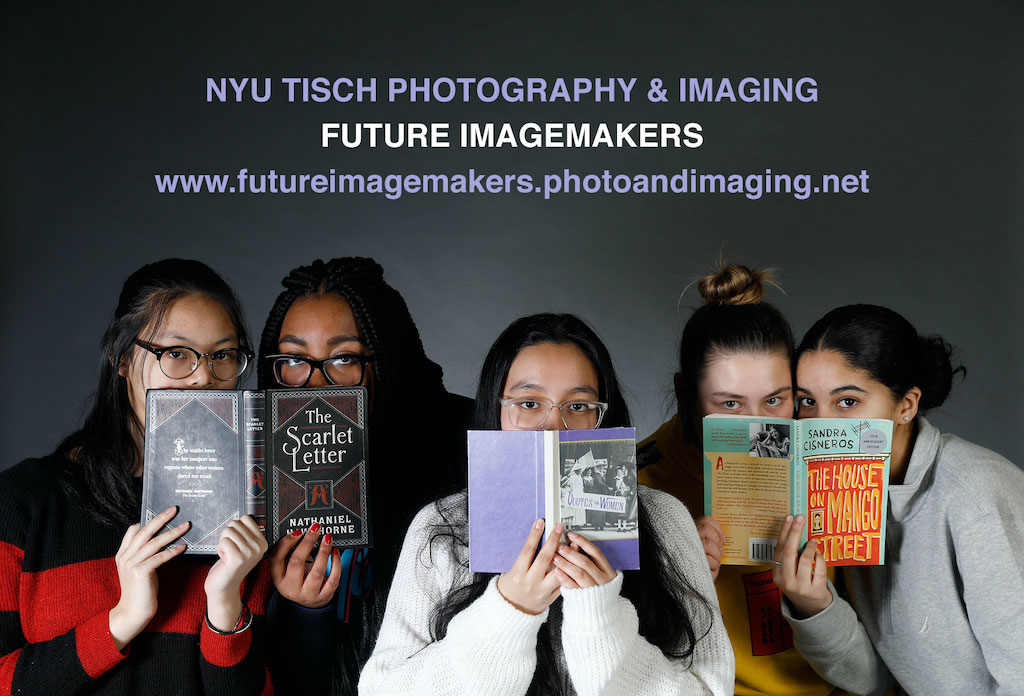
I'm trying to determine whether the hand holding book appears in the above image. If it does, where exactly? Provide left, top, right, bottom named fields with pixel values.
left=109, top=506, right=191, bottom=650
left=553, top=532, right=617, bottom=589
left=772, top=513, right=832, bottom=619
left=496, top=519, right=565, bottom=615
left=204, top=514, right=268, bottom=632
left=269, top=523, right=342, bottom=609
left=694, top=515, right=726, bottom=580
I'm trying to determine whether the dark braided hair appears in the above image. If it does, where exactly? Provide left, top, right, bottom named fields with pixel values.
left=258, top=257, right=472, bottom=695
left=55, top=259, right=250, bottom=528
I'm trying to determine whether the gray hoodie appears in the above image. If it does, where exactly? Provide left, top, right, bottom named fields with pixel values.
left=781, top=419, right=1024, bottom=695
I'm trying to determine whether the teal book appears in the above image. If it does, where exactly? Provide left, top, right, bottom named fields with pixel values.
left=703, top=416, right=892, bottom=566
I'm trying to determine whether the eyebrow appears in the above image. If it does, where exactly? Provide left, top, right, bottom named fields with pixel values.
left=157, top=334, right=235, bottom=346
left=795, top=385, right=868, bottom=396
left=278, top=334, right=366, bottom=348
left=506, top=382, right=599, bottom=397
left=830, top=385, right=868, bottom=395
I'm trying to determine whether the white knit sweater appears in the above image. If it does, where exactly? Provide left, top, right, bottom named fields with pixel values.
left=359, top=486, right=734, bottom=695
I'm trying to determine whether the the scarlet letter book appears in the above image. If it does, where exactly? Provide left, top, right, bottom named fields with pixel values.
left=142, top=387, right=369, bottom=554
left=468, top=427, right=638, bottom=573
left=703, top=415, right=892, bottom=567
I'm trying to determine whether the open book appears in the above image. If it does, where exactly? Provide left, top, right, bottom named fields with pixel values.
left=468, top=427, right=638, bottom=573
left=703, top=415, right=892, bottom=566
left=142, top=387, right=369, bottom=554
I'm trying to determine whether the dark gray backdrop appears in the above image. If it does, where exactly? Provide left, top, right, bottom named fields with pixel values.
left=2, top=2, right=1021, bottom=469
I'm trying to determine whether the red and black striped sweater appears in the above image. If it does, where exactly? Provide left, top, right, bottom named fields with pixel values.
left=0, top=456, right=273, bottom=695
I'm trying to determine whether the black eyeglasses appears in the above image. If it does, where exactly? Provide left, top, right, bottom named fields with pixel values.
left=265, top=353, right=375, bottom=387
left=134, top=340, right=253, bottom=381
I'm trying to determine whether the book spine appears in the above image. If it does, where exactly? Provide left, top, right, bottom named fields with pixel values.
left=794, top=419, right=807, bottom=547
left=543, top=430, right=559, bottom=542
left=243, top=391, right=267, bottom=535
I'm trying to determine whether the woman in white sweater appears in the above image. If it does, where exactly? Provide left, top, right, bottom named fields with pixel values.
left=360, top=313, right=734, bottom=696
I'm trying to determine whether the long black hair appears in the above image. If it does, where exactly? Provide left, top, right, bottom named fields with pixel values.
left=55, top=259, right=251, bottom=528
left=676, top=262, right=794, bottom=443
left=428, top=313, right=713, bottom=696
left=258, top=257, right=471, bottom=694
left=796, top=304, right=966, bottom=413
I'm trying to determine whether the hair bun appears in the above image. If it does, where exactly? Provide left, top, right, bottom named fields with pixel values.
left=917, top=335, right=966, bottom=411
left=696, top=263, right=779, bottom=305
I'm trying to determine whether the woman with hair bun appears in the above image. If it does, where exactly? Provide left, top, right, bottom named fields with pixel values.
left=774, top=304, right=1024, bottom=695
left=638, top=261, right=843, bottom=695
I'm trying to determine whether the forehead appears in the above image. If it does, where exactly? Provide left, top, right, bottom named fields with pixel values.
left=701, top=351, right=791, bottom=391
left=279, top=293, right=362, bottom=339
left=504, top=342, right=598, bottom=393
left=796, top=349, right=873, bottom=388
left=151, top=294, right=236, bottom=338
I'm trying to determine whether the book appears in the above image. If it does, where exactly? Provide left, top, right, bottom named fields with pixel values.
left=468, top=427, right=638, bottom=573
left=703, top=415, right=892, bottom=566
left=142, top=387, right=369, bottom=554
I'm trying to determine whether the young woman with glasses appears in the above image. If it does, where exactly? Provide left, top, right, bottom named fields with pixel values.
left=0, top=259, right=270, bottom=694
left=359, top=312, right=734, bottom=696
left=255, top=257, right=474, bottom=695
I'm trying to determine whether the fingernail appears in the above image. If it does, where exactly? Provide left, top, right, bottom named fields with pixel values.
left=554, top=523, right=564, bottom=533
left=177, top=521, right=189, bottom=529
left=290, top=529, right=302, bottom=537
left=785, top=514, right=793, bottom=523
left=534, top=519, right=544, bottom=530
left=323, top=533, right=333, bottom=546
left=552, top=555, right=562, bottom=565
left=165, top=505, right=177, bottom=515
left=795, top=514, right=805, bottom=523
left=567, top=532, right=578, bottom=539
left=310, top=522, right=321, bottom=534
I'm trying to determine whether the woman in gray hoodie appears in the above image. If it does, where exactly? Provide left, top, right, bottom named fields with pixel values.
left=773, top=304, right=1024, bottom=695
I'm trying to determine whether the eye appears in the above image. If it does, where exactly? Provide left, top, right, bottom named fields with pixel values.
left=765, top=397, right=780, bottom=407
left=165, top=349, right=189, bottom=361
left=328, top=354, right=358, bottom=366
left=212, top=349, right=236, bottom=361
left=798, top=397, right=817, bottom=408
left=722, top=400, right=740, bottom=410
left=565, top=401, right=596, bottom=413
left=516, top=399, right=541, bottom=411
left=837, top=397, right=859, bottom=408
left=281, top=356, right=307, bottom=368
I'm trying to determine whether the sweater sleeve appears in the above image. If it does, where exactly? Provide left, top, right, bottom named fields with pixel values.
left=779, top=579, right=891, bottom=695
left=0, top=551, right=127, bottom=696
left=559, top=487, right=734, bottom=696
left=1, top=467, right=129, bottom=696
left=264, top=591, right=336, bottom=695
left=359, top=504, right=547, bottom=695
left=197, top=564, right=273, bottom=696
left=954, top=510, right=1024, bottom=695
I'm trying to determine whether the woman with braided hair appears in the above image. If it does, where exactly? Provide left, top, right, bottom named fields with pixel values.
left=259, top=257, right=473, bottom=695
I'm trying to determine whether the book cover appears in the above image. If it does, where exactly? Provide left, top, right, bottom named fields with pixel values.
left=265, top=388, right=370, bottom=548
left=468, top=427, right=638, bottom=573
left=142, top=390, right=247, bottom=554
left=703, top=415, right=891, bottom=566
left=142, top=387, right=369, bottom=554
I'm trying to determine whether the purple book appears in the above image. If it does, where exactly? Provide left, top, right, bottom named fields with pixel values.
left=468, top=427, right=638, bottom=573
